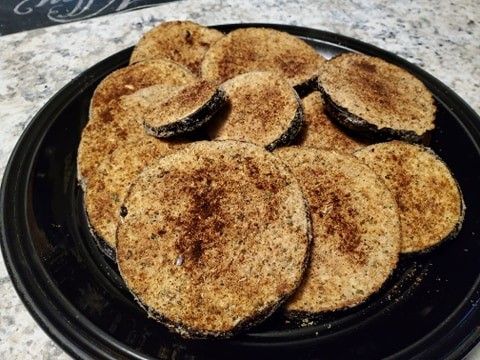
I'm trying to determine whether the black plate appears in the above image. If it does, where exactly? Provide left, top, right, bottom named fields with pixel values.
left=2, top=24, right=480, bottom=360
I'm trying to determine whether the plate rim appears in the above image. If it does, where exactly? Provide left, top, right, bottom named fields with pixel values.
left=2, top=23, right=480, bottom=360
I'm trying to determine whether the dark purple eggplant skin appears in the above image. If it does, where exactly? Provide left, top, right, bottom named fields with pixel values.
left=144, top=88, right=227, bottom=139
left=266, top=93, right=305, bottom=151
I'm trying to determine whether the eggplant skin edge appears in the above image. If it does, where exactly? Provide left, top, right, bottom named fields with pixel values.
left=266, top=94, right=305, bottom=151
left=144, top=89, right=227, bottom=139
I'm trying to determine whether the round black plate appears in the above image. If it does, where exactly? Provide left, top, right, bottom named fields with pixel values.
left=2, top=24, right=480, bottom=360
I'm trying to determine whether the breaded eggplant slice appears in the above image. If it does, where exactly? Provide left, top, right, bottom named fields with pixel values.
left=208, top=71, right=303, bottom=151
left=116, top=141, right=311, bottom=338
left=143, top=80, right=226, bottom=138
left=77, top=59, right=196, bottom=188
left=201, top=27, right=325, bottom=91
left=130, top=21, right=224, bottom=74
left=296, top=91, right=371, bottom=153
left=85, top=137, right=184, bottom=258
left=355, top=141, right=465, bottom=253
left=275, top=147, right=400, bottom=314
left=318, top=53, right=436, bottom=142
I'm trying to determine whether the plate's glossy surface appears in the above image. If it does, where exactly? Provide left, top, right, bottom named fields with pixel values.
left=2, top=24, right=480, bottom=360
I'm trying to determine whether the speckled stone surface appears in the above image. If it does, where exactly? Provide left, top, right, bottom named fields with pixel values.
left=0, top=0, right=479, bottom=358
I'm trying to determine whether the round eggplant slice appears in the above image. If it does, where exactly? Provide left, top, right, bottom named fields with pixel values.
left=142, top=80, right=226, bottom=138
left=275, top=147, right=400, bottom=315
left=201, top=27, right=325, bottom=91
left=116, top=141, right=311, bottom=338
left=355, top=141, right=465, bottom=253
left=318, top=53, right=436, bottom=142
left=208, top=71, right=303, bottom=151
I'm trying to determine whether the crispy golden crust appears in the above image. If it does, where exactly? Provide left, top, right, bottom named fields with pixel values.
left=143, top=80, right=226, bottom=138
left=296, top=91, right=371, bottom=153
left=116, top=84, right=179, bottom=125
left=77, top=60, right=196, bottom=187
left=85, top=137, right=184, bottom=251
left=130, top=21, right=224, bottom=74
left=355, top=141, right=465, bottom=253
left=275, top=147, right=400, bottom=313
left=201, top=28, right=325, bottom=88
left=318, top=53, right=436, bottom=140
left=116, top=141, right=311, bottom=337
left=208, top=71, right=303, bottom=150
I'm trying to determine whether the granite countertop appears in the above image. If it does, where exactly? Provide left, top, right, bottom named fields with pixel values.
left=0, top=0, right=479, bottom=358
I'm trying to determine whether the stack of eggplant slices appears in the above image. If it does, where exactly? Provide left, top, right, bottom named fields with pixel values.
left=78, top=21, right=465, bottom=338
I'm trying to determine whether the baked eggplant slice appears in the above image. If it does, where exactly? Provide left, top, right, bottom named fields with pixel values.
left=130, top=20, right=224, bottom=74
left=84, top=137, right=184, bottom=258
left=318, top=53, right=436, bottom=142
left=296, top=91, right=371, bottom=153
left=143, top=80, right=226, bottom=138
left=77, top=59, right=196, bottom=188
left=201, top=27, right=325, bottom=91
left=208, top=71, right=303, bottom=151
left=355, top=141, right=465, bottom=253
left=275, top=147, right=400, bottom=314
left=116, top=141, right=311, bottom=338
